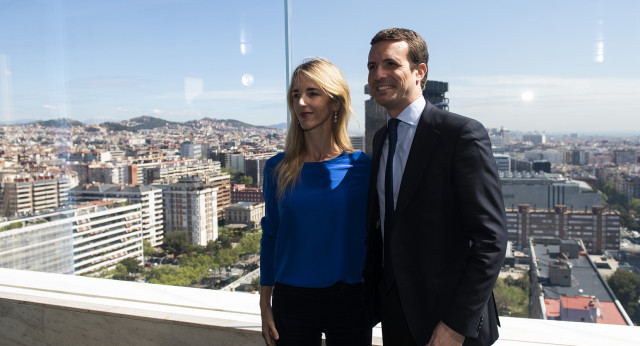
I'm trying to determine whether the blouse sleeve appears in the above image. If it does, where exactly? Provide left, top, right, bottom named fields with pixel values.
left=259, top=159, right=279, bottom=286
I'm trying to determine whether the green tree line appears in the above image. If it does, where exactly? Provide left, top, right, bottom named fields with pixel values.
left=105, top=228, right=261, bottom=287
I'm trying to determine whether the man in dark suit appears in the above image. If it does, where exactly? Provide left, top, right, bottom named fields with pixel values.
left=364, top=28, right=508, bottom=346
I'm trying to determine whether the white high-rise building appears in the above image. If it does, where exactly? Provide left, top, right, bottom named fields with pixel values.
left=0, top=200, right=143, bottom=275
left=161, top=177, right=218, bottom=246
left=68, top=184, right=164, bottom=247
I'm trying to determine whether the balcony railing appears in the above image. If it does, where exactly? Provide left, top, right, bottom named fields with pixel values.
left=0, top=268, right=638, bottom=345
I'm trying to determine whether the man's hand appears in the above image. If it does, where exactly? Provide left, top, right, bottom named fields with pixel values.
left=260, top=286, right=279, bottom=346
left=426, top=321, right=464, bottom=346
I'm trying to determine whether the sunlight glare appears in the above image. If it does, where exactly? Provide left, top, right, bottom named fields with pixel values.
left=521, top=92, right=534, bottom=101
left=242, top=73, right=254, bottom=87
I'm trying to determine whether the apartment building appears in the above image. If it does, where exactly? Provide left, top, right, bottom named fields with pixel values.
left=0, top=214, right=75, bottom=274
left=0, top=200, right=143, bottom=275
left=72, top=201, right=144, bottom=275
left=506, top=205, right=620, bottom=254
left=161, top=177, right=218, bottom=246
left=146, top=159, right=222, bottom=185
left=231, top=184, right=264, bottom=203
left=68, top=184, right=164, bottom=247
left=0, top=174, right=74, bottom=217
left=208, top=173, right=231, bottom=220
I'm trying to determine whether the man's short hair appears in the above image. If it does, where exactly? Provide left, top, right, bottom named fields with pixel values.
left=371, top=28, right=429, bottom=89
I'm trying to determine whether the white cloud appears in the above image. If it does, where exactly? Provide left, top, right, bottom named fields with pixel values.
left=156, top=88, right=283, bottom=102
left=73, top=77, right=141, bottom=88
left=447, top=75, right=640, bottom=132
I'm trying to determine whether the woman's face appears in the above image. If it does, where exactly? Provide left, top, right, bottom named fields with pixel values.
left=292, top=75, right=337, bottom=133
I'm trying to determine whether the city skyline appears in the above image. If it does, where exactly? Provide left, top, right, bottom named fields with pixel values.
left=1, top=0, right=639, bottom=134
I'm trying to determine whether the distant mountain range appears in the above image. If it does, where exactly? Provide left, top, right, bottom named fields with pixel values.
left=268, top=122, right=287, bottom=130
left=2, top=116, right=285, bottom=132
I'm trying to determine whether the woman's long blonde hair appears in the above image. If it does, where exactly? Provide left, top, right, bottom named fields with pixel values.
left=275, top=58, right=354, bottom=199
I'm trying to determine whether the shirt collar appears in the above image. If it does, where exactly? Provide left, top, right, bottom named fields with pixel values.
left=386, top=96, right=425, bottom=126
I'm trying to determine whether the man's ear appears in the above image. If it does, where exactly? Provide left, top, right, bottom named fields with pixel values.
left=415, top=63, right=427, bottom=83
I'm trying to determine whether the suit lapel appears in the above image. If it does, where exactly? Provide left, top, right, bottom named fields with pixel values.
left=395, top=104, right=441, bottom=214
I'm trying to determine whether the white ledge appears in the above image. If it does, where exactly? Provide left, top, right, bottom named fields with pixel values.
left=1, top=268, right=638, bottom=345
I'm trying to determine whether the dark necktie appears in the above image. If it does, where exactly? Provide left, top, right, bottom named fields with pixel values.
left=384, top=118, right=399, bottom=291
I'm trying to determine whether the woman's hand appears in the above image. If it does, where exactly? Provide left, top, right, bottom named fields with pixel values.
left=260, top=286, right=279, bottom=346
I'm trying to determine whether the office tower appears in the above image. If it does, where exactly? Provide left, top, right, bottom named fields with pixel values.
left=532, top=160, right=551, bottom=173
left=180, top=141, right=204, bottom=159
left=230, top=154, right=245, bottom=173
left=522, top=134, right=546, bottom=145
left=613, top=149, right=638, bottom=166
left=423, top=80, right=449, bottom=110
left=162, top=177, right=218, bottom=246
left=564, top=150, right=589, bottom=166
left=68, top=184, right=164, bottom=247
left=493, top=154, right=511, bottom=173
left=364, top=80, right=449, bottom=155
left=245, top=155, right=272, bottom=188
left=525, top=150, right=563, bottom=164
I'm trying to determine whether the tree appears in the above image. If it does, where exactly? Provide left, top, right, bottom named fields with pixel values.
left=121, top=257, right=141, bottom=274
left=143, top=240, right=156, bottom=257
left=236, top=232, right=261, bottom=256
left=602, top=179, right=626, bottom=207
left=111, top=264, right=130, bottom=281
left=607, top=270, right=640, bottom=325
left=213, top=247, right=238, bottom=269
left=145, top=265, right=192, bottom=286
left=237, top=174, right=253, bottom=186
left=216, top=228, right=233, bottom=249
left=163, top=231, right=194, bottom=256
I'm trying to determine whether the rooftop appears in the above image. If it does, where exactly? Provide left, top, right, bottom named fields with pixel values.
left=531, top=240, right=631, bottom=325
left=534, top=243, right=613, bottom=301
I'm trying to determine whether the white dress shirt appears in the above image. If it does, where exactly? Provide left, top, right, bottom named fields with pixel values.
left=377, top=96, right=426, bottom=239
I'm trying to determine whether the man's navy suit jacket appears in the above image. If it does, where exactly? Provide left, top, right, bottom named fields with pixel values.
left=364, top=101, right=508, bottom=345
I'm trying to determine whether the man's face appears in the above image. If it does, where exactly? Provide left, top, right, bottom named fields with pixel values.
left=367, top=40, right=426, bottom=118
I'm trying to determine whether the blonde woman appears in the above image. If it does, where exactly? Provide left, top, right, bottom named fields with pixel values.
left=259, top=58, right=371, bottom=346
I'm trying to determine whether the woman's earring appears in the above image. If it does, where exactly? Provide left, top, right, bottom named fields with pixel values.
left=333, top=112, right=338, bottom=123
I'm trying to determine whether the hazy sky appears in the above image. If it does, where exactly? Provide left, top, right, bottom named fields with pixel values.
left=1, top=0, right=639, bottom=134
